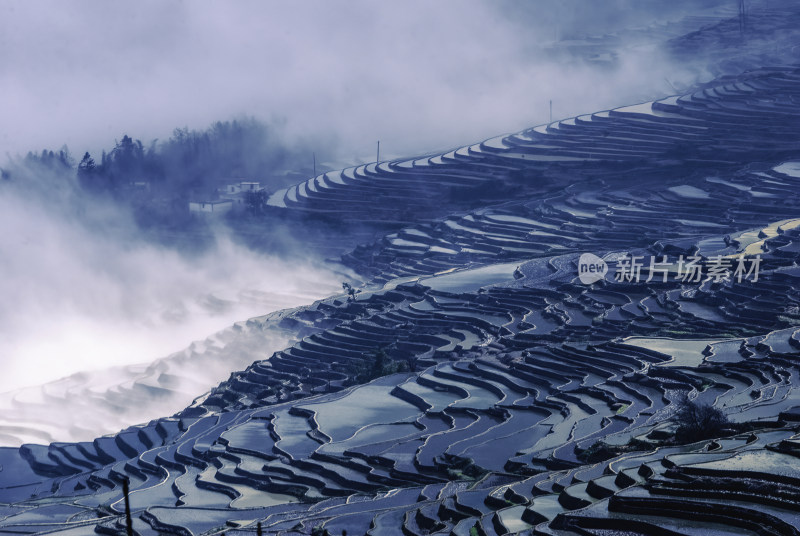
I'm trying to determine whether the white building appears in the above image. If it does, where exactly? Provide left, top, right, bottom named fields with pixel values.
left=223, top=180, right=263, bottom=195
left=219, top=181, right=265, bottom=211
left=189, top=199, right=233, bottom=214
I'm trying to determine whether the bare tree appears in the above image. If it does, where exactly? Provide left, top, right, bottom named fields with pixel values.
left=673, top=393, right=730, bottom=441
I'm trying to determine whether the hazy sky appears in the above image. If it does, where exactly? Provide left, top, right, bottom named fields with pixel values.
left=0, top=0, right=716, bottom=163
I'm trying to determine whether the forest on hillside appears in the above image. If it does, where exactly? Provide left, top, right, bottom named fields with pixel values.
left=1, top=118, right=326, bottom=232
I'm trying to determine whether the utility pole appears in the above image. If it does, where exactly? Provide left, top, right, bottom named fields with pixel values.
left=376, top=141, right=380, bottom=164
left=122, top=477, right=133, bottom=536
left=549, top=100, right=553, bottom=123
left=739, top=0, right=746, bottom=35
left=313, top=152, right=316, bottom=178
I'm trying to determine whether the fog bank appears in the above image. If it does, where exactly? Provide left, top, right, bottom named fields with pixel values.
left=2, top=1, right=729, bottom=161
left=0, top=163, right=339, bottom=394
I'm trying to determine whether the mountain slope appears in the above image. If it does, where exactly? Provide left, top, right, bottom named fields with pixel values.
left=4, top=4, right=800, bottom=533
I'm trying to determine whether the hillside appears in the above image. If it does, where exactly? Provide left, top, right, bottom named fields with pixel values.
left=3, top=4, right=800, bottom=536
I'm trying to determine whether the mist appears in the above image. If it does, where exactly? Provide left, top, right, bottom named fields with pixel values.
left=0, top=0, right=741, bottom=444
left=0, top=161, right=339, bottom=394
left=0, top=156, right=344, bottom=445
left=2, top=1, right=729, bottom=162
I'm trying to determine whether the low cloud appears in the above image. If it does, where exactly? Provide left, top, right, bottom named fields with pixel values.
left=2, top=1, right=727, bottom=161
left=0, top=163, right=339, bottom=393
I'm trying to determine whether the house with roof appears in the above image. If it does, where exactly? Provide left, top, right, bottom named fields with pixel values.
left=188, top=199, right=233, bottom=215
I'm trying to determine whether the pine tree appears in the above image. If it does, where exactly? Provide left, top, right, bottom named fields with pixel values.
left=77, top=152, right=97, bottom=190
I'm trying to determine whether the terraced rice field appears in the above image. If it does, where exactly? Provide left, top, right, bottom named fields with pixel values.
left=5, top=3, right=800, bottom=535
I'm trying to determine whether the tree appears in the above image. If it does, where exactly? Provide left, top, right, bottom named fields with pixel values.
left=673, top=393, right=730, bottom=442
left=23, top=147, right=73, bottom=170
left=245, top=189, right=269, bottom=216
left=106, top=134, right=145, bottom=189
left=342, top=282, right=359, bottom=301
left=370, top=347, right=390, bottom=379
left=350, top=345, right=409, bottom=385
left=77, top=152, right=97, bottom=189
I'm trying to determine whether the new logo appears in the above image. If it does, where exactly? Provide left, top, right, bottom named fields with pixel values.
left=578, top=253, right=608, bottom=284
